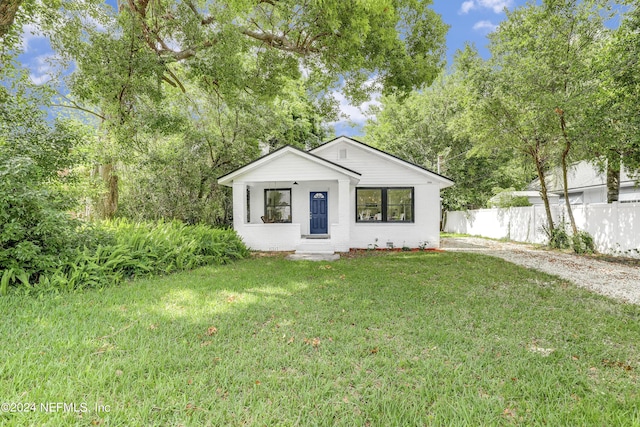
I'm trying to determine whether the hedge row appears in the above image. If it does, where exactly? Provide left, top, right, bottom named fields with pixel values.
left=0, top=219, right=249, bottom=295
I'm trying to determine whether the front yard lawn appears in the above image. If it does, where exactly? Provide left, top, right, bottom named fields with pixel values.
left=1, top=252, right=638, bottom=426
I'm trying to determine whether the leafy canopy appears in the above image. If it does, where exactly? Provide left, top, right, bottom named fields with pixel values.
left=111, top=0, right=448, bottom=101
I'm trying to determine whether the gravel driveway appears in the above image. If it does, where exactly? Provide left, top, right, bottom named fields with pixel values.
left=441, top=237, right=640, bottom=305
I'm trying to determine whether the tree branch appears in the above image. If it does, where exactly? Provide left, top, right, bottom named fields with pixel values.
left=51, top=99, right=106, bottom=120
left=241, top=28, right=318, bottom=55
left=185, top=0, right=216, bottom=25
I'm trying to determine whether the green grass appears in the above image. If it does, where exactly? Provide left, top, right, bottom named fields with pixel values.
left=440, top=232, right=472, bottom=238
left=1, top=252, right=639, bottom=426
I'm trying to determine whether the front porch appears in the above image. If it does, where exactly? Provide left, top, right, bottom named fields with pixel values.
left=233, top=223, right=347, bottom=253
left=232, top=179, right=353, bottom=252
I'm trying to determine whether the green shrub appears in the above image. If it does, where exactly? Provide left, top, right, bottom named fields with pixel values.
left=488, top=189, right=532, bottom=208
left=102, top=219, right=249, bottom=274
left=1, top=218, right=248, bottom=295
left=0, top=157, right=96, bottom=288
left=572, top=231, right=595, bottom=255
left=543, top=221, right=571, bottom=250
left=549, top=228, right=571, bottom=249
left=0, top=87, right=94, bottom=293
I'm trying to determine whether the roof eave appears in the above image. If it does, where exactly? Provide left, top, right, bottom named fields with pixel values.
left=217, top=144, right=361, bottom=186
left=311, top=135, right=455, bottom=187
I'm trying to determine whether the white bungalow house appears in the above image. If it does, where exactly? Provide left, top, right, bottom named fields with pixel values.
left=217, top=136, right=454, bottom=253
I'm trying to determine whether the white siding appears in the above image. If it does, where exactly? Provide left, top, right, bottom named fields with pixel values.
left=244, top=181, right=338, bottom=231
left=583, top=187, right=606, bottom=204
left=237, top=151, right=352, bottom=183
left=313, top=140, right=432, bottom=185
left=312, top=139, right=444, bottom=248
left=348, top=184, right=441, bottom=249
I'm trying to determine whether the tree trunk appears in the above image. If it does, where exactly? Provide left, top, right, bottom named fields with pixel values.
left=557, top=111, right=577, bottom=234
left=0, top=0, right=23, bottom=37
left=533, top=149, right=555, bottom=233
left=95, top=163, right=119, bottom=219
left=561, top=153, right=577, bottom=234
left=606, top=153, right=621, bottom=204
left=440, top=210, right=447, bottom=232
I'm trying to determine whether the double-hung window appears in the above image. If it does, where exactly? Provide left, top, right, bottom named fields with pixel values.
left=356, top=187, right=414, bottom=222
left=264, top=189, right=292, bottom=223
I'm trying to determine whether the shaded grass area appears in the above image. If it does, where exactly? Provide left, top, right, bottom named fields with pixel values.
left=1, top=252, right=639, bottom=426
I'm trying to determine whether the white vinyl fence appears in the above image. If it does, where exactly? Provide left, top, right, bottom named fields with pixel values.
left=444, top=202, right=640, bottom=255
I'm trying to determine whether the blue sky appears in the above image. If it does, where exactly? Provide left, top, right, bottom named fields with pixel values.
left=434, top=0, right=528, bottom=63
left=19, top=1, right=529, bottom=135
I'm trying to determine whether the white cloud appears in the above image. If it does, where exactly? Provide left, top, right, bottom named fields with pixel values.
left=473, top=20, right=498, bottom=33
left=328, top=81, right=381, bottom=135
left=460, top=1, right=475, bottom=14
left=29, top=73, right=51, bottom=85
left=29, top=54, right=56, bottom=85
left=20, top=23, right=45, bottom=52
left=459, top=0, right=513, bottom=14
left=332, top=93, right=367, bottom=125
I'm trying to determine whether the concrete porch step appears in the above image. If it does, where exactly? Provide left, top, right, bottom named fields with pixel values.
left=300, top=234, right=330, bottom=239
left=295, top=238, right=335, bottom=254
left=286, top=252, right=340, bottom=261
left=295, top=250, right=335, bottom=255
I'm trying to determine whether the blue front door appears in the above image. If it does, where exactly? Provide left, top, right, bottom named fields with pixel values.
left=310, top=192, right=328, bottom=234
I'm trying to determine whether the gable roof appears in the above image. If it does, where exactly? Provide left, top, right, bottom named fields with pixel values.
left=217, top=144, right=361, bottom=186
left=310, top=136, right=455, bottom=188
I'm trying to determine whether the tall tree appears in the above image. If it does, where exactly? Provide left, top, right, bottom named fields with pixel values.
left=116, top=75, right=329, bottom=225
left=47, top=0, right=447, bottom=218
left=493, top=0, right=612, bottom=233
left=595, top=3, right=640, bottom=201
left=455, top=42, right=559, bottom=231
left=116, top=0, right=447, bottom=101
left=365, top=72, right=529, bottom=212
left=458, top=0, right=614, bottom=234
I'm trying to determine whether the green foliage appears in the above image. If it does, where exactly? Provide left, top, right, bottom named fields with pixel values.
left=0, top=82, right=88, bottom=292
left=1, top=218, right=248, bottom=295
left=544, top=222, right=571, bottom=250
left=116, top=78, right=329, bottom=226
left=572, top=231, right=596, bottom=255
left=454, top=1, right=616, bottom=229
left=102, top=219, right=249, bottom=274
left=37, top=220, right=248, bottom=292
left=492, top=195, right=532, bottom=209
left=488, top=189, right=532, bottom=208
left=509, top=196, right=531, bottom=207
left=365, top=74, right=529, bottom=210
left=544, top=224, right=595, bottom=254
left=0, top=156, right=83, bottom=279
left=7, top=0, right=449, bottom=224
left=594, top=4, right=640, bottom=179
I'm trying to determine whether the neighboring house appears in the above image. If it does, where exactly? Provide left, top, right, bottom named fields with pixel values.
left=528, top=161, right=640, bottom=204
left=487, top=191, right=560, bottom=207
left=217, top=136, right=454, bottom=253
